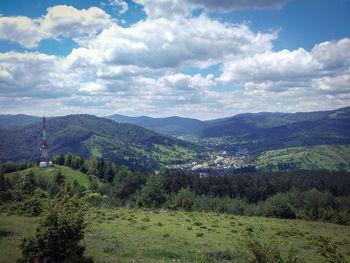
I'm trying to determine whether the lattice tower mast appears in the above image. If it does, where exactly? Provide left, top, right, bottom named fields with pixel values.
left=41, top=116, right=49, bottom=163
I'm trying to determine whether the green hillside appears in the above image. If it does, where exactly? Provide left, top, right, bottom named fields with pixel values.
left=0, top=114, right=204, bottom=169
left=5, top=165, right=99, bottom=189
left=252, top=145, right=350, bottom=171
left=1, top=208, right=350, bottom=263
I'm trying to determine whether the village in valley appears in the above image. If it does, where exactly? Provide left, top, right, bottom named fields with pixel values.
left=166, top=147, right=250, bottom=175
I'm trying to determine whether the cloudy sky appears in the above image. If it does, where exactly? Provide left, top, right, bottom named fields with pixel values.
left=0, top=0, right=349, bottom=119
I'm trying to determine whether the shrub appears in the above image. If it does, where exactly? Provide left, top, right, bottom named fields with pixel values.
left=17, top=194, right=93, bottom=263
left=17, top=188, right=48, bottom=216
left=196, top=232, right=204, bottom=237
left=195, top=254, right=216, bottom=263
left=243, top=236, right=304, bottom=263
left=312, top=235, right=349, bottom=263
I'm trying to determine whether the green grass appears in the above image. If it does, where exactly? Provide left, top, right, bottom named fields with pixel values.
left=0, top=215, right=37, bottom=263
left=253, top=145, right=350, bottom=171
left=1, top=209, right=350, bottom=263
left=4, top=166, right=99, bottom=189
left=91, top=148, right=103, bottom=158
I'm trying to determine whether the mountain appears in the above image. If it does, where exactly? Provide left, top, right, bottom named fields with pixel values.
left=106, top=114, right=205, bottom=136
left=0, top=114, right=204, bottom=169
left=200, top=107, right=350, bottom=152
left=0, top=114, right=40, bottom=128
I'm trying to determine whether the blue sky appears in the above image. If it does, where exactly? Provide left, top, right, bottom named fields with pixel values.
left=0, top=0, right=349, bottom=119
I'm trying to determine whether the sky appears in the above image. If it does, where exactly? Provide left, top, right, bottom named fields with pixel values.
left=0, top=0, right=349, bottom=120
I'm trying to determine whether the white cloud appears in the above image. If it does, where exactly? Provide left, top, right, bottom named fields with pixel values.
left=108, top=0, right=129, bottom=14
left=0, top=5, right=113, bottom=48
left=133, top=0, right=289, bottom=18
left=0, top=17, right=47, bottom=48
left=218, top=38, right=350, bottom=98
left=0, top=51, right=83, bottom=100
left=72, top=14, right=276, bottom=73
left=187, top=0, right=290, bottom=11
left=311, top=69, right=350, bottom=93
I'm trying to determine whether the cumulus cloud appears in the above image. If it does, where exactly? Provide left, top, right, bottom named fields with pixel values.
left=0, top=51, right=82, bottom=99
left=0, top=3, right=349, bottom=118
left=133, top=0, right=289, bottom=18
left=218, top=38, right=350, bottom=87
left=0, top=17, right=47, bottom=48
left=0, top=5, right=112, bottom=48
left=72, top=14, right=276, bottom=73
left=212, top=38, right=350, bottom=114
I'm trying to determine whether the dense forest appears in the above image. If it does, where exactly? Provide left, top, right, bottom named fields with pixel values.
left=2, top=154, right=350, bottom=225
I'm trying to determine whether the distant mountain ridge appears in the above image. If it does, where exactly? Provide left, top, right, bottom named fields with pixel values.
left=106, top=114, right=205, bottom=136
left=107, top=107, right=350, bottom=135
left=0, top=114, right=40, bottom=128
left=106, top=107, right=350, bottom=153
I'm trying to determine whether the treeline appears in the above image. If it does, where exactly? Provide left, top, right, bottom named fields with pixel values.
left=1, top=153, right=350, bottom=225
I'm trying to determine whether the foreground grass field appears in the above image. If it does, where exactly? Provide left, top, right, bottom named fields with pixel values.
left=1, top=208, right=350, bottom=263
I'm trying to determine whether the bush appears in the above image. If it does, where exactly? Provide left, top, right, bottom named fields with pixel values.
left=244, top=236, right=304, bottom=263
left=311, top=235, right=349, bottom=263
left=17, top=188, right=48, bottom=216
left=195, top=254, right=216, bottom=263
left=17, top=194, right=93, bottom=263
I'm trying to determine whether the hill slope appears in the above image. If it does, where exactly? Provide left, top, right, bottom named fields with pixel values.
left=0, top=114, right=204, bottom=169
left=251, top=145, right=350, bottom=171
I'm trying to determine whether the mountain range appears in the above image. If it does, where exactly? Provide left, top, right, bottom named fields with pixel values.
left=108, top=107, right=350, bottom=152
left=1, top=107, right=350, bottom=170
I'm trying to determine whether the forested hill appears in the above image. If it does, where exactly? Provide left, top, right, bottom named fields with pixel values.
left=106, top=114, right=204, bottom=136
left=0, top=114, right=40, bottom=128
left=200, top=107, right=350, bottom=138
left=0, top=114, right=204, bottom=169
left=200, top=107, right=350, bottom=152
left=107, top=107, right=350, bottom=142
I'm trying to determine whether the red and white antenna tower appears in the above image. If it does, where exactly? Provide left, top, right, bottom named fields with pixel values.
left=40, top=117, right=51, bottom=167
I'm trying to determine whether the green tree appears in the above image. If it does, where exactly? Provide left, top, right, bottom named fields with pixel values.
left=64, top=152, right=73, bottom=167
left=55, top=170, right=65, bottom=186
left=17, top=195, right=93, bottom=263
left=0, top=166, right=11, bottom=202
left=137, top=173, right=167, bottom=208
left=176, top=187, right=195, bottom=211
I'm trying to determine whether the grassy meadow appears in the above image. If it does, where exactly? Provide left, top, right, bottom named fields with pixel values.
left=1, top=208, right=350, bottom=263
